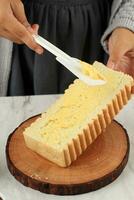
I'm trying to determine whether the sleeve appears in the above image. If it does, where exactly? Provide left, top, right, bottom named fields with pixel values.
left=101, top=0, right=134, bottom=53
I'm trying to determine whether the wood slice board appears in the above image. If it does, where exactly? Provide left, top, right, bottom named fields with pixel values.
left=6, top=115, right=129, bottom=195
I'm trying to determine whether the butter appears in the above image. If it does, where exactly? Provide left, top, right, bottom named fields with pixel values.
left=81, top=61, right=105, bottom=80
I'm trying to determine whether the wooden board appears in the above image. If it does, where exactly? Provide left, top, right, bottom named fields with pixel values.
left=6, top=115, right=129, bottom=195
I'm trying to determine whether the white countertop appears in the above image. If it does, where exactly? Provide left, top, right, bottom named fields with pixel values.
left=0, top=95, right=134, bottom=200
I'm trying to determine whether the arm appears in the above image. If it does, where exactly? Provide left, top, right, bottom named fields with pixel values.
left=101, top=0, right=134, bottom=83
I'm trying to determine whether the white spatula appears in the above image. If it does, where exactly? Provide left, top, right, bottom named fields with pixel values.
left=33, top=34, right=106, bottom=86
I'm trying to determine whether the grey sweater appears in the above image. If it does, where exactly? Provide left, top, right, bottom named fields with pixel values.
left=0, top=0, right=134, bottom=96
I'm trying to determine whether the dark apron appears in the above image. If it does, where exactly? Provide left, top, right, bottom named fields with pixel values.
left=8, top=0, right=113, bottom=96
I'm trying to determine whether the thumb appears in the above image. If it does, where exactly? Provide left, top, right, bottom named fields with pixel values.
left=31, top=24, right=39, bottom=35
left=107, top=43, right=127, bottom=69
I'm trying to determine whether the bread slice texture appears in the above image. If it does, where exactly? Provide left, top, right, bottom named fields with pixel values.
left=23, top=61, right=134, bottom=167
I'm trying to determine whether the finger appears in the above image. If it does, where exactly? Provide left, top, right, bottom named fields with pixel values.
left=113, top=55, right=134, bottom=79
left=132, top=86, right=134, bottom=94
left=31, top=24, right=45, bottom=52
left=107, top=53, right=129, bottom=73
left=7, top=17, right=44, bottom=54
left=31, top=24, right=39, bottom=34
left=107, top=43, right=129, bottom=70
left=125, top=50, right=134, bottom=58
left=11, top=0, right=33, bottom=32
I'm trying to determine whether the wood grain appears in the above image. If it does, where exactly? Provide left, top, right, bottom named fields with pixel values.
left=6, top=115, right=129, bottom=195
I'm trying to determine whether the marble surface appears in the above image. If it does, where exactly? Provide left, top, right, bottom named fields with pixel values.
left=0, top=95, right=134, bottom=200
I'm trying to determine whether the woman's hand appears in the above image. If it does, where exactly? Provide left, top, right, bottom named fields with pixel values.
left=107, top=28, right=134, bottom=78
left=0, top=0, right=43, bottom=54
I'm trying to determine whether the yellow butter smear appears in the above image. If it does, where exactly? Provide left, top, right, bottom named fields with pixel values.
left=80, top=61, right=105, bottom=80
left=24, top=61, right=133, bottom=149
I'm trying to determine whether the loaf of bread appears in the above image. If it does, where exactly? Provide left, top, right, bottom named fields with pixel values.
left=23, top=61, right=134, bottom=167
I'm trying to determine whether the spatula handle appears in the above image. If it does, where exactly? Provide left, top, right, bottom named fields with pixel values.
left=33, top=34, right=71, bottom=61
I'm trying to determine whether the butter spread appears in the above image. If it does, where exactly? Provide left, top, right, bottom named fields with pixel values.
left=24, top=61, right=133, bottom=150
left=81, top=61, right=105, bottom=80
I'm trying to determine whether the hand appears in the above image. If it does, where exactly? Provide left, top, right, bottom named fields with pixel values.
left=107, top=28, right=134, bottom=92
left=0, top=0, right=43, bottom=54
